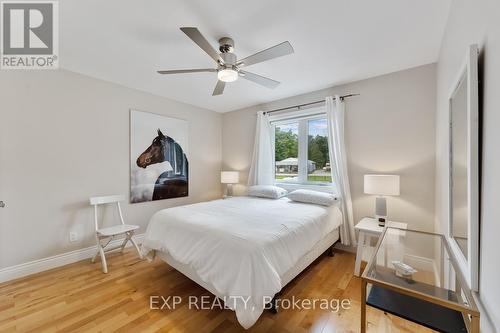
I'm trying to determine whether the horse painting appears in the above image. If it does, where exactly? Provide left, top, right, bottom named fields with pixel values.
left=135, top=129, right=189, bottom=200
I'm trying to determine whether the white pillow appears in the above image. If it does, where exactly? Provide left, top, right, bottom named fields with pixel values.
left=247, top=185, right=288, bottom=199
left=287, top=189, right=337, bottom=206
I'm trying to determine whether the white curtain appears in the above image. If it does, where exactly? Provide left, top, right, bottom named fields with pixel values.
left=248, top=111, right=274, bottom=186
left=326, top=96, right=356, bottom=246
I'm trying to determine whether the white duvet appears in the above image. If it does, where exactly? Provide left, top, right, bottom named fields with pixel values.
left=141, top=196, right=342, bottom=329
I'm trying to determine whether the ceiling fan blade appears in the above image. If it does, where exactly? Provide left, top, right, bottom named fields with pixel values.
left=237, top=41, right=294, bottom=67
left=180, top=27, right=224, bottom=65
left=239, top=70, right=280, bottom=89
left=212, top=80, right=225, bottom=96
left=157, top=68, right=216, bottom=74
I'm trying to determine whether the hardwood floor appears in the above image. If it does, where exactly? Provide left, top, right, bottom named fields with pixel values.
left=0, top=249, right=435, bottom=332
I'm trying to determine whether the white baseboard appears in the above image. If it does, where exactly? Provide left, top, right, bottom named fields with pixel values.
left=0, top=233, right=145, bottom=284
left=334, top=243, right=357, bottom=253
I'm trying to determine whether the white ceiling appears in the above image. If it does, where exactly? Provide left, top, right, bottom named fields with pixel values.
left=60, top=0, right=450, bottom=112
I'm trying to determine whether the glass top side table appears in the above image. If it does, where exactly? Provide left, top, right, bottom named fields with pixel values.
left=360, top=227, right=480, bottom=333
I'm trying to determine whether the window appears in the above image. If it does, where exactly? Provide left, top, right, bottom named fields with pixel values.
left=274, top=122, right=299, bottom=182
left=273, top=112, right=333, bottom=186
left=307, top=118, right=332, bottom=183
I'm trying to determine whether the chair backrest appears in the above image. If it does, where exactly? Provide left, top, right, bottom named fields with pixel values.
left=89, top=195, right=125, bottom=206
left=89, top=195, right=126, bottom=231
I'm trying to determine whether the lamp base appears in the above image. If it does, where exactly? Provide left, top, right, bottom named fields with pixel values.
left=375, top=196, right=387, bottom=226
left=224, top=184, right=234, bottom=198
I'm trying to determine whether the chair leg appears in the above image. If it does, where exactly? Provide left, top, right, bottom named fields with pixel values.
left=129, top=232, right=143, bottom=259
left=91, top=250, right=99, bottom=263
left=120, top=233, right=130, bottom=253
left=98, top=239, right=108, bottom=273
left=91, top=236, right=100, bottom=263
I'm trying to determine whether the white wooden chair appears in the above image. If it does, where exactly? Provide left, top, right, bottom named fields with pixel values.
left=89, top=195, right=142, bottom=273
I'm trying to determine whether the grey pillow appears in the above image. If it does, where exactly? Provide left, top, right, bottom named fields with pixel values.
left=247, top=185, right=288, bottom=199
left=287, top=189, right=337, bottom=206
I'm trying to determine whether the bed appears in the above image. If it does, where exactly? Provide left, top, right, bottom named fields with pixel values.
left=141, top=196, right=342, bottom=329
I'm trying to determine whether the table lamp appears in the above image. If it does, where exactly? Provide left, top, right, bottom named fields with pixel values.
left=364, top=174, right=400, bottom=226
left=221, top=171, right=239, bottom=198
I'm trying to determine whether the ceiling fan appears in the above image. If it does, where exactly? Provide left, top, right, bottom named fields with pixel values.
left=157, top=27, right=294, bottom=96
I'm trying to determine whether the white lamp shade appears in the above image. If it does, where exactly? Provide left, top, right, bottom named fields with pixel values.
left=364, top=175, right=400, bottom=196
left=221, top=171, right=239, bottom=184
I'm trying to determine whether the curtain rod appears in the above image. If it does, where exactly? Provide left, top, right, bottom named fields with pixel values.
left=263, top=94, right=360, bottom=115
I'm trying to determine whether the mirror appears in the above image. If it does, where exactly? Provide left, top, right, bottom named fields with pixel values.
left=448, top=44, right=479, bottom=291
left=450, top=73, right=468, bottom=259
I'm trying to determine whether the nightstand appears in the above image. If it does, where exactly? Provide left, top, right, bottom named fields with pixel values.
left=354, top=217, right=407, bottom=276
left=360, top=227, right=479, bottom=332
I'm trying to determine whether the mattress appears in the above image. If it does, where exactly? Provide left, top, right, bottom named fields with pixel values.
left=142, top=196, right=342, bottom=328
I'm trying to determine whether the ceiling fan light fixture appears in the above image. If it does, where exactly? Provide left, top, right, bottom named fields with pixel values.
left=157, top=28, right=294, bottom=95
left=217, top=68, right=238, bottom=82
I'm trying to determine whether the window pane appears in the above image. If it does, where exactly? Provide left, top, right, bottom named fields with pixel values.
left=275, top=122, right=299, bottom=182
left=307, top=118, right=332, bottom=183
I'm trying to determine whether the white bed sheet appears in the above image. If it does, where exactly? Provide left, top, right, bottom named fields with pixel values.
left=141, top=196, right=342, bottom=329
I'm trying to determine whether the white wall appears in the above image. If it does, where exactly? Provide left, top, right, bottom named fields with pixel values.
left=223, top=64, right=437, bottom=233
left=435, top=0, right=500, bottom=330
left=0, top=70, right=222, bottom=269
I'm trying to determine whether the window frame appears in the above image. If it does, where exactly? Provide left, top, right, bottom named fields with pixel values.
left=270, top=107, right=333, bottom=189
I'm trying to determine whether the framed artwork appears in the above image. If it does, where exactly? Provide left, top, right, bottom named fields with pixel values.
left=130, top=110, right=189, bottom=203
